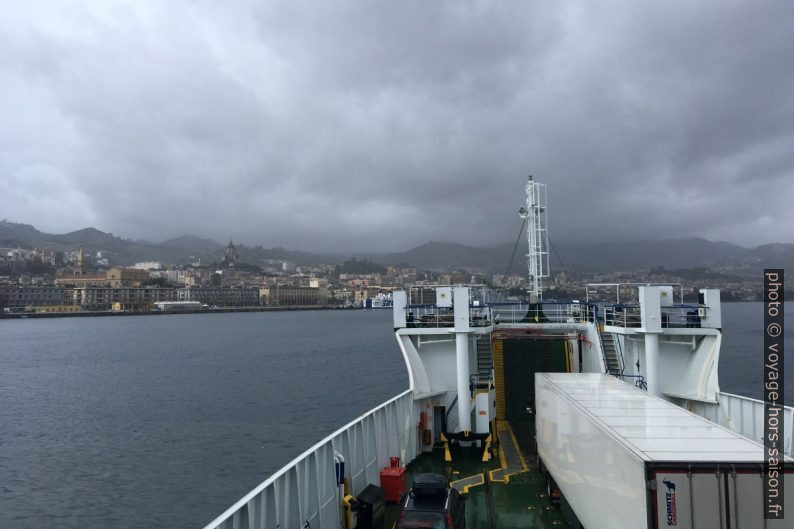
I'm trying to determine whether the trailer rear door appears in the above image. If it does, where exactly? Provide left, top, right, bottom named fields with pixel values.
left=652, top=468, right=792, bottom=529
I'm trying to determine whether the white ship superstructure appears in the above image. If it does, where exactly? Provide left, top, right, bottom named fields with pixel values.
left=205, top=179, right=792, bottom=529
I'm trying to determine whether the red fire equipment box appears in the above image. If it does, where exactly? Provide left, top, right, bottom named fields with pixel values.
left=379, top=457, right=407, bottom=503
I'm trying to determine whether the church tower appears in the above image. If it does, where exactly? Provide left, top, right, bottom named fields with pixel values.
left=222, top=239, right=239, bottom=268
left=74, top=244, right=87, bottom=275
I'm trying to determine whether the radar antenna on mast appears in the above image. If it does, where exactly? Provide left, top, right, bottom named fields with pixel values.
left=518, top=175, right=550, bottom=302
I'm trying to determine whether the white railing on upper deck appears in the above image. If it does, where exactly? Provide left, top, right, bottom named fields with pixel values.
left=688, top=392, right=793, bottom=459
left=604, top=304, right=642, bottom=328
left=405, top=305, right=454, bottom=328
left=406, top=284, right=491, bottom=306
left=660, top=305, right=707, bottom=328
left=603, top=303, right=708, bottom=329
left=404, top=305, right=492, bottom=329
left=491, top=302, right=596, bottom=325
left=586, top=282, right=684, bottom=304
left=469, top=307, right=493, bottom=328
left=203, top=389, right=417, bottom=529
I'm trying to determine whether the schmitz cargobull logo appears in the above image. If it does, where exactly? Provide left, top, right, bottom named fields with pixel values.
left=663, top=479, right=678, bottom=526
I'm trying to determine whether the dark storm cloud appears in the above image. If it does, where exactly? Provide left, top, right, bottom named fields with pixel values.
left=2, top=1, right=793, bottom=252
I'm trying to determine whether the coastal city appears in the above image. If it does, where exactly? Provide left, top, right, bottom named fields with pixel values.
left=0, top=235, right=775, bottom=316
left=2, top=239, right=487, bottom=314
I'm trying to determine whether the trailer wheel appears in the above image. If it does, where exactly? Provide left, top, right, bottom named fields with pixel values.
left=546, top=474, right=561, bottom=508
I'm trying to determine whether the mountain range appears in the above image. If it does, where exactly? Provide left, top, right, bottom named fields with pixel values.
left=364, top=239, right=793, bottom=278
left=1, top=220, right=791, bottom=276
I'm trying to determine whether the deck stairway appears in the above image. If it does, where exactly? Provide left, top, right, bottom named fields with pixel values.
left=446, top=395, right=459, bottom=433
left=476, top=336, right=493, bottom=379
left=600, top=331, right=622, bottom=375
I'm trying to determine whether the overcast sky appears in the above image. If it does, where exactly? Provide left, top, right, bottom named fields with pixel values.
left=2, top=1, right=793, bottom=252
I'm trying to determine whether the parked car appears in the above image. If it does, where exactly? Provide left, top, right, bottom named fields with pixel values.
left=397, top=473, right=465, bottom=529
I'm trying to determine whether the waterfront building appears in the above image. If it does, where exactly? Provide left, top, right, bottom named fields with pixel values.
left=57, top=273, right=107, bottom=287
left=330, top=288, right=354, bottom=306
left=153, top=301, right=204, bottom=311
left=265, top=285, right=325, bottom=306
left=112, top=286, right=175, bottom=310
left=70, top=287, right=114, bottom=310
left=56, top=273, right=107, bottom=287
left=70, top=286, right=176, bottom=311
left=105, top=267, right=150, bottom=288
left=2, top=285, right=67, bottom=309
left=30, top=305, right=81, bottom=314
left=58, top=267, right=149, bottom=288
left=177, top=286, right=258, bottom=307
left=258, top=286, right=270, bottom=305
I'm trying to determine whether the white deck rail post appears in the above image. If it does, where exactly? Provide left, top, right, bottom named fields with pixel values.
left=455, top=333, right=471, bottom=433
left=639, top=286, right=662, bottom=396
left=453, top=287, right=471, bottom=433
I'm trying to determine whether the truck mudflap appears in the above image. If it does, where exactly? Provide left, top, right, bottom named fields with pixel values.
left=650, top=466, right=793, bottom=529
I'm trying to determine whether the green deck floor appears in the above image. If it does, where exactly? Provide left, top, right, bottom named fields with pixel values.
left=382, top=435, right=570, bottom=529
left=468, top=472, right=569, bottom=529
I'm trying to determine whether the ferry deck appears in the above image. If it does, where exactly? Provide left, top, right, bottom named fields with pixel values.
left=383, top=420, right=570, bottom=529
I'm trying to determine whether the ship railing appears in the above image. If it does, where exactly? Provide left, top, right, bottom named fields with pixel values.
left=405, top=304, right=454, bottom=328
left=403, top=304, right=493, bottom=328
left=660, top=304, right=706, bottom=328
left=585, top=304, right=600, bottom=324
left=203, top=388, right=417, bottom=529
left=470, top=370, right=494, bottom=396
left=490, top=301, right=594, bottom=325
left=406, top=283, right=490, bottom=306
left=687, top=392, right=794, bottom=459
left=604, top=304, right=643, bottom=327
left=603, top=303, right=707, bottom=328
left=586, top=282, right=685, bottom=304
left=469, top=305, right=493, bottom=328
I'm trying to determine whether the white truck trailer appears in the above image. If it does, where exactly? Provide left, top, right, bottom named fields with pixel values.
left=535, top=373, right=792, bottom=529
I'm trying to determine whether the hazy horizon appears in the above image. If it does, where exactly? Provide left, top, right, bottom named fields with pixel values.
left=4, top=218, right=788, bottom=255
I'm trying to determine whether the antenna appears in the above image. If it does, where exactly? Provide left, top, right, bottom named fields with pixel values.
left=518, top=175, right=550, bottom=302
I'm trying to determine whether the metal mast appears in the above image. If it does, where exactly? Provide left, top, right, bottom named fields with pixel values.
left=518, top=175, right=549, bottom=302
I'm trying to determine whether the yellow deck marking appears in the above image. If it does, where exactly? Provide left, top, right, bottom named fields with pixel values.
left=505, top=421, right=528, bottom=472
left=481, top=434, right=492, bottom=462
left=450, top=473, right=485, bottom=494
left=440, top=433, right=452, bottom=462
left=490, top=420, right=529, bottom=482
left=493, top=338, right=505, bottom=419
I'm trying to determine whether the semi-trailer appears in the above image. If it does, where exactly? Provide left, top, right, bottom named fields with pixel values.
left=535, top=373, right=792, bottom=529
